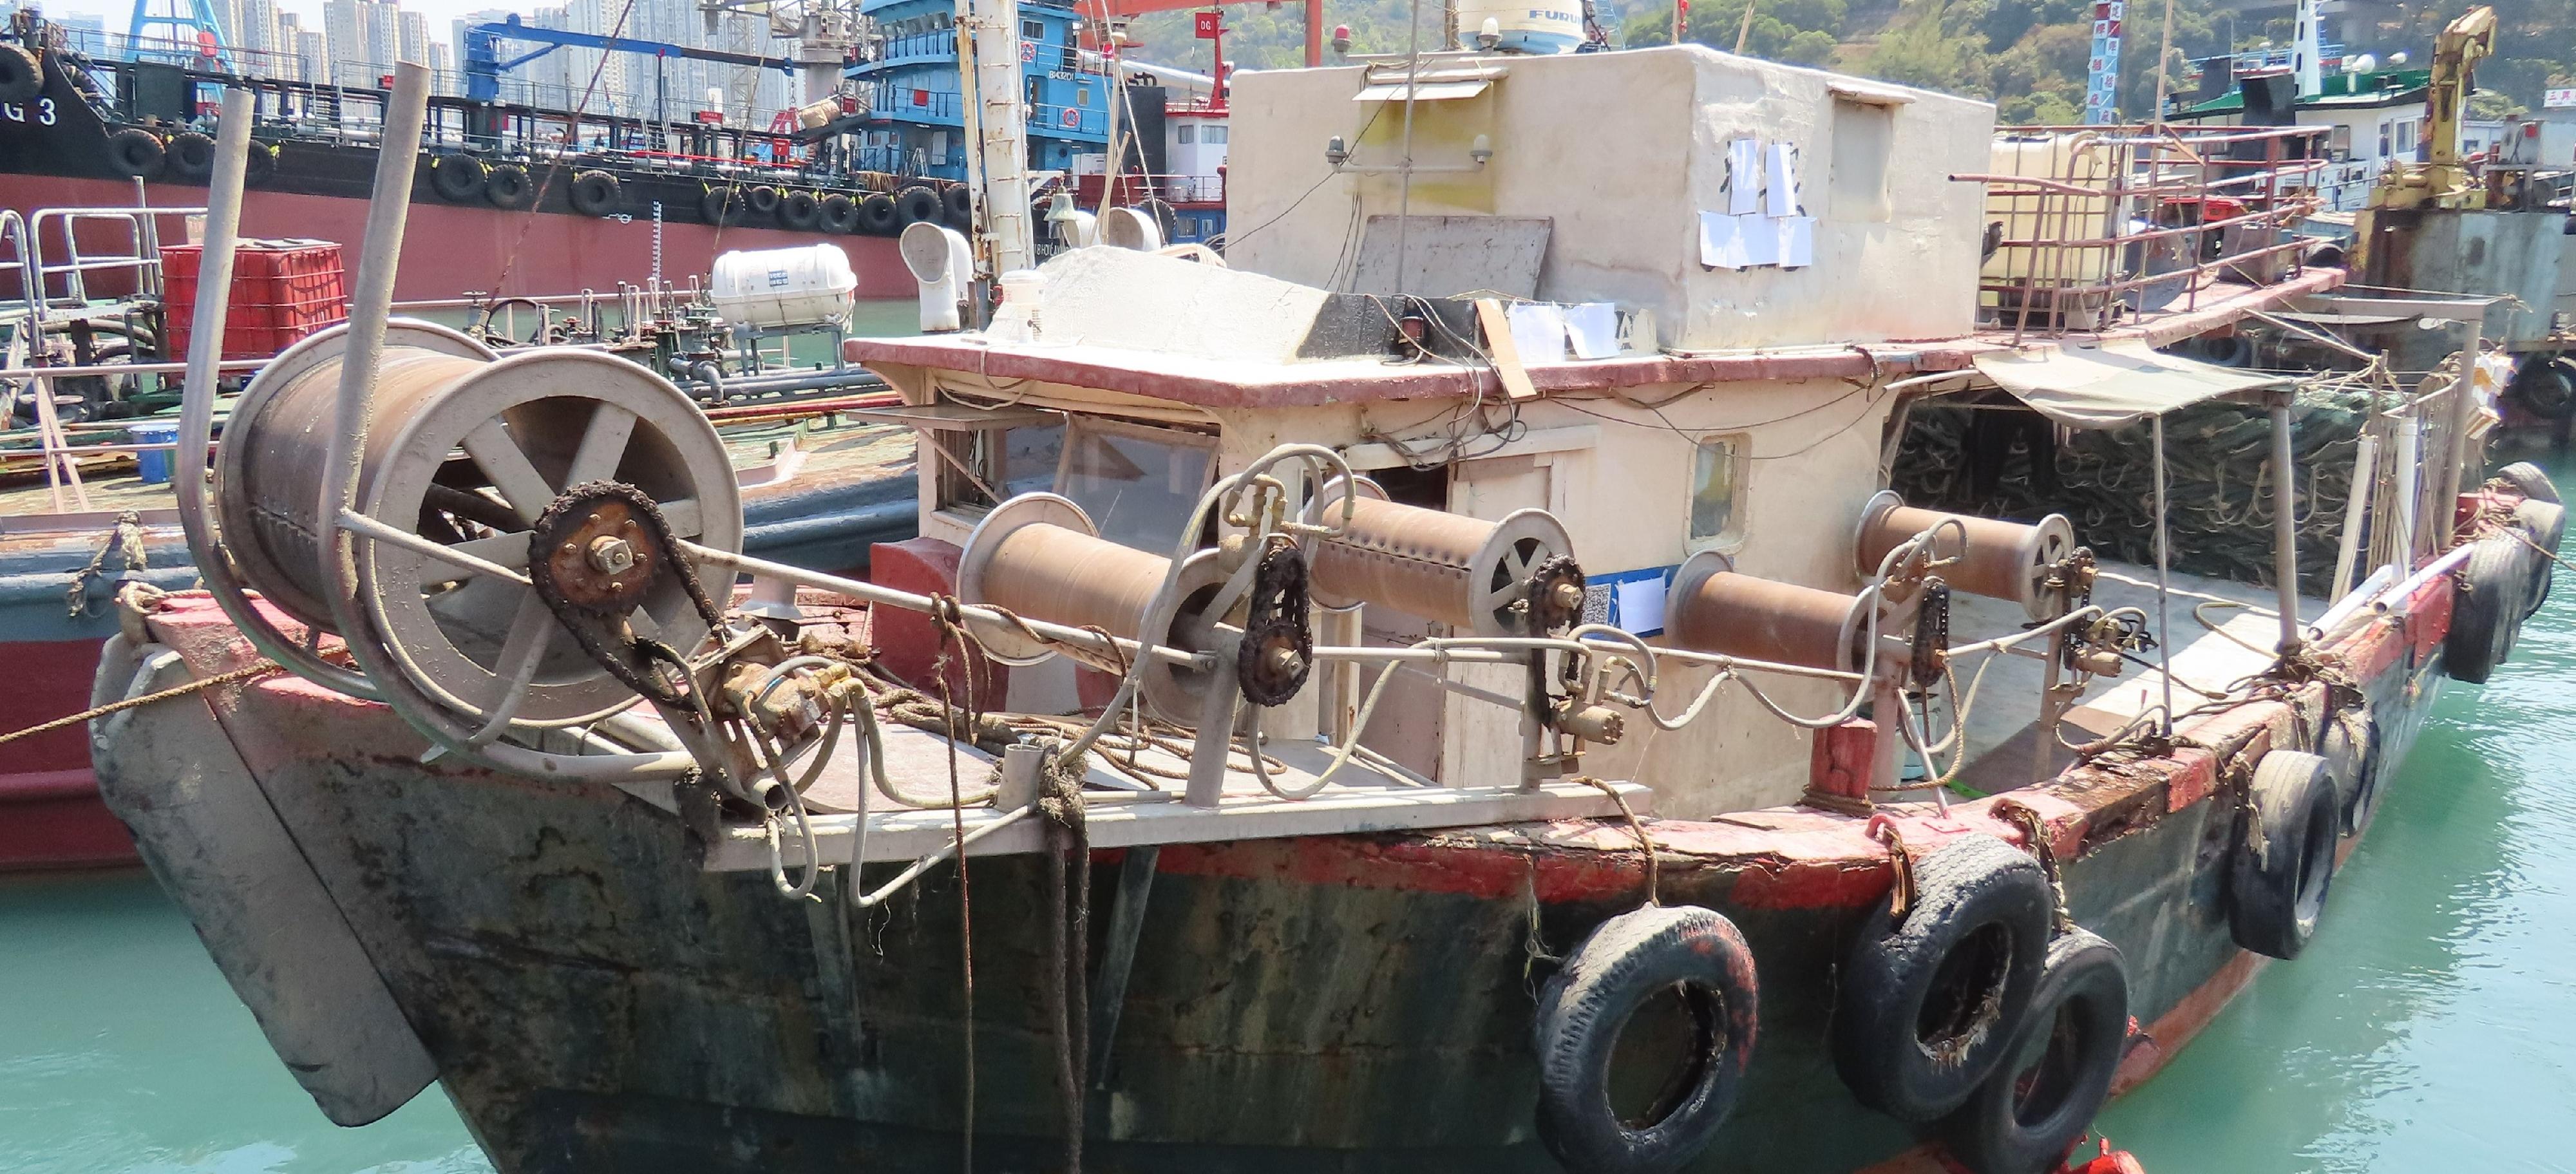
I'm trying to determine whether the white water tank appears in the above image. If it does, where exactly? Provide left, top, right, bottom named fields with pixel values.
left=1454, top=0, right=1582, bottom=53
left=709, top=244, right=858, bottom=329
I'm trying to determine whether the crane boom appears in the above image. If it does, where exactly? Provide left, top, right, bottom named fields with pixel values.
left=461, top=15, right=797, bottom=106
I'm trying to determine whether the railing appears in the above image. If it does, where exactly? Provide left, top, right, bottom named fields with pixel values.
left=1960, top=124, right=2333, bottom=340
left=874, top=30, right=958, bottom=64
left=1075, top=172, right=1225, bottom=206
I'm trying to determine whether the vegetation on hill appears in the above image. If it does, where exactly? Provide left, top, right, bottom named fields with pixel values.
left=1121, top=0, right=2561, bottom=125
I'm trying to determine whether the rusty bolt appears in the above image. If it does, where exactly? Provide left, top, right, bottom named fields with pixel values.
left=587, top=535, right=638, bottom=576
left=1262, top=643, right=1304, bottom=682
left=1551, top=582, right=1586, bottom=612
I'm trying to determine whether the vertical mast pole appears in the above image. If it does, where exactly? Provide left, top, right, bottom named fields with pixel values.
left=963, top=0, right=1034, bottom=276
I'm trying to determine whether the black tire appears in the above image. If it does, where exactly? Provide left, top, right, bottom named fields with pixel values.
left=108, top=128, right=166, bottom=180
left=819, top=193, right=860, bottom=234
left=430, top=153, right=486, bottom=202
left=2496, top=460, right=2561, bottom=505
left=164, top=131, right=217, bottom=180
left=0, top=44, right=40, bottom=104
left=2445, top=534, right=2526, bottom=683
left=942, top=184, right=974, bottom=228
left=858, top=192, right=900, bottom=234
left=569, top=169, right=621, bottom=216
left=779, top=189, right=820, bottom=229
left=2319, top=708, right=2382, bottom=836
left=1137, top=196, right=1178, bottom=243
left=701, top=184, right=745, bottom=226
left=242, top=140, right=276, bottom=185
left=2510, top=361, right=2576, bottom=421
left=1943, top=929, right=2130, bottom=1174
left=747, top=184, right=782, bottom=215
left=2515, top=499, right=2564, bottom=621
left=895, top=185, right=941, bottom=227
left=1534, top=905, right=1760, bottom=1174
left=484, top=162, right=533, bottom=210
left=2230, top=751, right=2340, bottom=960
left=1834, top=834, right=2053, bottom=1122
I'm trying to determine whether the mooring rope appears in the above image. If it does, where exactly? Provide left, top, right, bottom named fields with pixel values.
left=0, top=659, right=280, bottom=748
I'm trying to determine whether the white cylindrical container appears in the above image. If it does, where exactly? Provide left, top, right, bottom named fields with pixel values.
left=708, top=243, right=858, bottom=329
left=991, top=268, right=1046, bottom=342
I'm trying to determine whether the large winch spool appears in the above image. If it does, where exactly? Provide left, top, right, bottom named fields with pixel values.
left=1667, top=551, right=1908, bottom=673
left=957, top=492, right=1227, bottom=721
left=1302, top=476, right=1583, bottom=636
left=217, top=319, right=744, bottom=727
left=1853, top=490, right=2076, bottom=621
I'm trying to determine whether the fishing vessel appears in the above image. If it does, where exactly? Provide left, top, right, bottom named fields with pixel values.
left=82, top=37, right=2566, bottom=1174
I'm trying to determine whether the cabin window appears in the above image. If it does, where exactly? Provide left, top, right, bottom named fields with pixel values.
left=1205, top=126, right=1227, bottom=144
left=2398, top=120, right=2420, bottom=156
left=2327, top=124, right=2352, bottom=160
left=1176, top=123, right=1197, bottom=145
left=1687, top=434, right=1748, bottom=548
left=1022, top=19, right=1044, bottom=40
left=1059, top=417, right=1219, bottom=551
left=1828, top=100, right=1893, bottom=222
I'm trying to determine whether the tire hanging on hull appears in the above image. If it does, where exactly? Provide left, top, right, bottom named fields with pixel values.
left=1533, top=904, right=1761, bottom=1174
left=1834, top=833, right=2053, bottom=1122
left=107, top=128, right=166, bottom=180
left=484, top=163, right=534, bottom=211
left=1941, top=929, right=2131, bottom=1174
left=166, top=131, right=217, bottom=180
left=819, top=193, right=860, bottom=234
left=779, top=189, right=820, bottom=230
left=569, top=170, right=621, bottom=217
left=2228, top=750, right=2340, bottom=960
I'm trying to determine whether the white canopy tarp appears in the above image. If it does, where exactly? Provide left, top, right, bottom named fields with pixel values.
left=1969, top=339, right=2289, bottom=429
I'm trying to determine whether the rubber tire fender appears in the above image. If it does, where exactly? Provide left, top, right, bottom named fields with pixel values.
left=0, top=43, right=41, bottom=104
left=1942, top=929, right=2131, bottom=1174
left=2515, top=498, right=2564, bottom=620
left=484, top=162, right=534, bottom=209
left=895, top=185, right=941, bottom=227
left=164, top=131, right=217, bottom=180
left=778, top=188, right=820, bottom=229
left=701, top=184, right=744, bottom=225
left=818, top=193, right=860, bottom=234
left=2496, top=459, right=2561, bottom=506
left=242, top=140, right=276, bottom=185
left=2444, top=533, right=2527, bottom=684
left=2229, top=750, right=2341, bottom=960
left=1533, top=904, right=1760, bottom=1174
left=747, top=184, right=782, bottom=215
left=1833, top=833, right=2054, bottom=1122
left=430, top=153, right=486, bottom=202
left=858, top=192, right=900, bottom=235
left=2319, top=708, right=2382, bottom=837
left=568, top=169, right=621, bottom=216
left=942, top=184, right=974, bottom=229
left=107, top=128, right=166, bottom=180
left=2510, top=361, right=2576, bottom=421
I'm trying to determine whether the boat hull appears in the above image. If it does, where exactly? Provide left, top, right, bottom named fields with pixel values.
left=90, top=550, right=2459, bottom=1171
left=0, top=174, right=913, bottom=304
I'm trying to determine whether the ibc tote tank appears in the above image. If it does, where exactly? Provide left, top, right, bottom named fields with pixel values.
left=1982, top=133, right=2117, bottom=285
left=1454, top=0, right=1582, bottom=53
left=708, top=244, right=859, bottom=329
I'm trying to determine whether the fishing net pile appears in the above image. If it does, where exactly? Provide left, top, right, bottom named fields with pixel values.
left=1891, top=384, right=2372, bottom=596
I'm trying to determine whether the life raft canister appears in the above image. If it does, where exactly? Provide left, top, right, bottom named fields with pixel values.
left=1532, top=904, right=1760, bottom=1174
left=1942, top=928, right=2132, bottom=1174
left=2228, top=750, right=2341, bottom=960
left=1833, top=833, right=2052, bottom=1122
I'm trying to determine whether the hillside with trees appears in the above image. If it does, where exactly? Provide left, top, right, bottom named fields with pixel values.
left=1121, top=0, right=2562, bottom=124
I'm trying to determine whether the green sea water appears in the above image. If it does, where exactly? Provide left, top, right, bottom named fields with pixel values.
left=3, top=453, right=2570, bottom=1174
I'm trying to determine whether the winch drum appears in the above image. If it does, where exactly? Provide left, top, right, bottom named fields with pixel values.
left=1302, top=475, right=1578, bottom=637
left=216, top=320, right=744, bottom=726
left=1853, top=490, right=2075, bottom=621
left=957, top=492, right=1226, bottom=721
left=1665, top=550, right=1897, bottom=673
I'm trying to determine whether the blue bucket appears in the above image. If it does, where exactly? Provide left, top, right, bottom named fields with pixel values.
left=129, top=421, right=182, bottom=486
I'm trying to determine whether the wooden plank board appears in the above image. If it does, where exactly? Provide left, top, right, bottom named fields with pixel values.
left=1473, top=298, right=1540, bottom=402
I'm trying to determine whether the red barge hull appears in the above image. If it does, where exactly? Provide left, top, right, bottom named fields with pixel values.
left=0, top=175, right=913, bottom=303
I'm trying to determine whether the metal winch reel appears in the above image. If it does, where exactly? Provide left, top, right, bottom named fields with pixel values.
left=1666, top=551, right=1922, bottom=674
left=216, top=319, right=745, bottom=730
left=1301, top=475, right=1586, bottom=636
left=1853, top=490, right=2078, bottom=621
left=958, top=492, right=1238, bottom=722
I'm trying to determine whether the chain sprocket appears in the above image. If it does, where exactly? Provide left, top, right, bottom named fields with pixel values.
left=1236, top=539, right=1313, bottom=707
left=527, top=480, right=728, bottom=708
left=1525, top=553, right=1587, bottom=635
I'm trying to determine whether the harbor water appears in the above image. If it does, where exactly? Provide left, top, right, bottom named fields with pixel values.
left=4, top=455, right=2571, bottom=1173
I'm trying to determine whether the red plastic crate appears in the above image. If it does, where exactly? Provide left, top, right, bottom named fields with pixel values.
left=163, top=239, right=350, bottom=361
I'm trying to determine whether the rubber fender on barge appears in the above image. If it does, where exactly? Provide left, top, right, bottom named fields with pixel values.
left=2228, top=750, right=2340, bottom=960
left=2445, top=532, right=2530, bottom=684
left=106, top=128, right=165, bottom=180
left=484, top=163, right=533, bottom=210
left=165, top=131, right=216, bottom=180
left=1533, top=904, right=1760, bottom=1174
left=569, top=169, right=621, bottom=216
left=1833, top=833, right=2052, bottom=1122
left=1942, top=928, right=2131, bottom=1174
left=429, top=152, right=486, bottom=202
